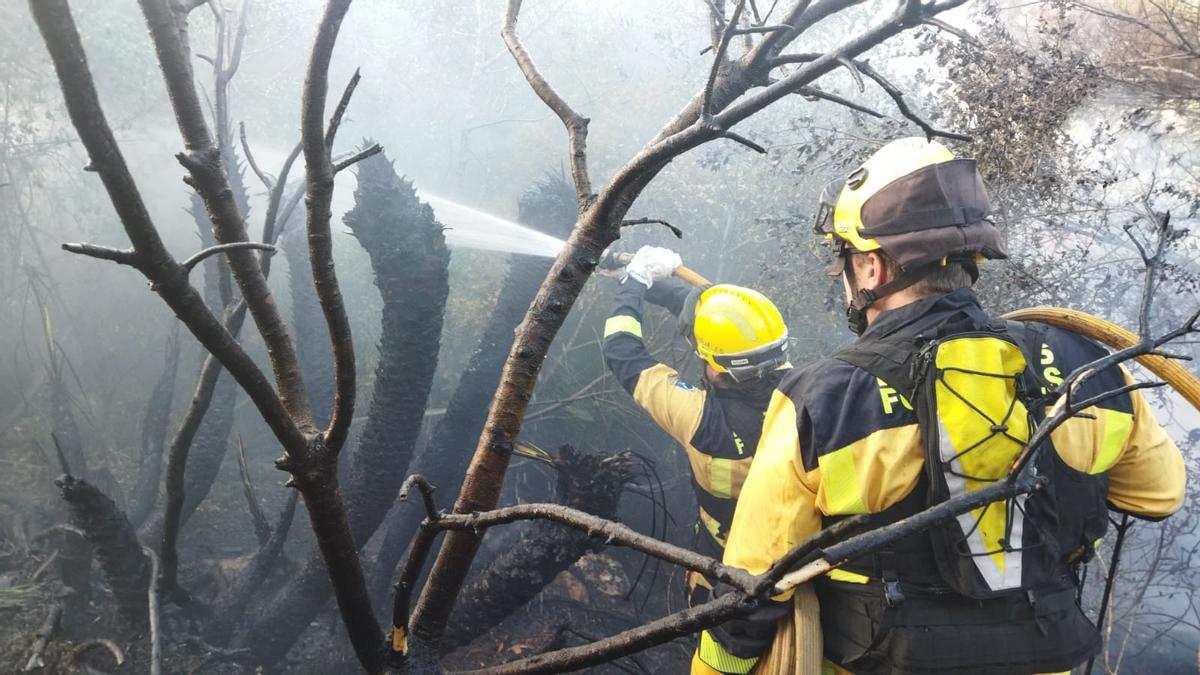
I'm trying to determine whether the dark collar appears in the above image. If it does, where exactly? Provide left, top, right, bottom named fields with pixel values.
left=858, top=288, right=984, bottom=341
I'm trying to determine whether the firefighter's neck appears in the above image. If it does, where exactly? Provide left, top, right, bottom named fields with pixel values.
left=845, top=252, right=926, bottom=326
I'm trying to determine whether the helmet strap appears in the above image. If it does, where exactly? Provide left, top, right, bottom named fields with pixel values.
left=845, top=259, right=939, bottom=335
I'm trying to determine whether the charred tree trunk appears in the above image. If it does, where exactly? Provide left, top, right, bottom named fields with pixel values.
left=127, top=325, right=181, bottom=527
left=55, top=475, right=151, bottom=628
left=443, top=447, right=633, bottom=651
left=236, top=147, right=449, bottom=663
left=370, top=175, right=577, bottom=602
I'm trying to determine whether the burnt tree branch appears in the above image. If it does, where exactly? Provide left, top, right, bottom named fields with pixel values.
left=300, top=2, right=358, bottom=455
left=502, top=0, right=593, bottom=207
left=180, top=241, right=275, bottom=273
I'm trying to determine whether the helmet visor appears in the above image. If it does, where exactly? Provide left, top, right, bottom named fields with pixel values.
left=812, top=177, right=845, bottom=237
left=712, top=339, right=788, bottom=383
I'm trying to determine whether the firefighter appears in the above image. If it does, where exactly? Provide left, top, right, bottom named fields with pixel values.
left=694, top=137, right=1187, bottom=674
left=603, top=245, right=790, bottom=606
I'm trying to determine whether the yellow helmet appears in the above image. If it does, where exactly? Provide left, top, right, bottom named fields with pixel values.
left=689, top=284, right=788, bottom=382
left=814, top=137, right=1004, bottom=271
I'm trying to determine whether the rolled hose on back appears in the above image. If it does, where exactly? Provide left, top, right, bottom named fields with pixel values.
left=1002, top=306, right=1200, bottom=412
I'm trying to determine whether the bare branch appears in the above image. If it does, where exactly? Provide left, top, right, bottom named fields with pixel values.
left=22, top=605, right=62, bottom=672
left=63, top=640, right=125, bottom=671
left=239, top=122, right=273, bottom=189
left=301, top=0, right=359, bottom=455
left=702, top=0, right=749, bottom=119
left=236, top=437, right=271, bottom=545
left=835, top=54, right=864, bottom=91
left=144, top=546, right=162, bottom=675
left=180, top=242, right=275, bottom=273
left=621, top=218, right=684, bottom=238
left=922, top=17, right=981, bottom=46
left=796, top=86, right=885, bottom=117
left=732, top=23, right=793, bottom=35
left=399, top=474, right=439, bottom=522
left=854, top=60, right=973, bottom=142
left=431, top=503, right=758, bottom=591
left=332, top=143, right=383, bottom=174
left=502, top=0, right=593, bottom=207
left=61, top=242, right=138, bottom=266
left=325, top=67, right=361, bottom=149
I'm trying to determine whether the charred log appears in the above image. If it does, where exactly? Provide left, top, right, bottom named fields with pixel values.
left=128, top=326, right=181, bottom=527
left=370, top=174, right=577, bottom=602
left=55, top=475, right=151, bottom=628
left=442, top=446, right=633, bottom=651
left=236, top=147, right=449, bottom=663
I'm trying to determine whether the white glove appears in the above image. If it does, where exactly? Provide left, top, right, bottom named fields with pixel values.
left=624, top=246, right=681, bottom=289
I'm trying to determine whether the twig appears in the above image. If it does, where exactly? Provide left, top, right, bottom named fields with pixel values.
left=61, top=243, right=137, bottom=267
left=22, top=605, right=62, bottom=672
left=835, top=54, right=864, bottom=92
left=239, top=122, right=273, bottom=189
left=922, top=17, right=982, bottom=46
left=854, top=60, right=973, bottom=142
left=620, top=218, right=684, bottom=238
left=325, top=68, right=361, bottom=149
left=431, top=503, right=758, bottom=591
left=62, top=640, right=125, bottom=671
left=399, top=474, right=440, bottom=521
left=795, top=86, right=885, bottom=117
left=144, top=546, right=162, bottom=675
left=732, top=24, right=793, bottom=35
left=502, top=0, right=593, bottom=207
left=30, top=550, right=60, bottom=582
left=31, top=524, right=87, bottom=543
left=236, top=436, right=271, bottom=545
left=180, top=242, right=275, bottom=273
left=332, top=143, right=383, bottom=174
left=49, top=432, right=72, bottom=475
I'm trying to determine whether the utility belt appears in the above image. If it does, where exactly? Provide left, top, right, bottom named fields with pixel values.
left=816, top=572, right=1100, bottom=675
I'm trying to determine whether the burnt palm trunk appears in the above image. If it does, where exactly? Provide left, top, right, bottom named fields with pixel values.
left=56, top=475, right=151, bottom=628
left=236, top=147, right=449, bottom=663
left=369, top=175, right=577, bottom=602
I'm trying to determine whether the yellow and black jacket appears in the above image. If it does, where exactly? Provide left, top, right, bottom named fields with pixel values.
left=697, top=289, right=1186, bottom=674
left=603, top=277, right=785, bottom=562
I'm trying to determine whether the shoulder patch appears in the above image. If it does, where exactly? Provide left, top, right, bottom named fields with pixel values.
left=673, top=379, right=697, bottom=391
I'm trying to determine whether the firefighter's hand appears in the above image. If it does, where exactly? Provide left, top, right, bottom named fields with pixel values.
left=625, top=246, right=681, bottom=289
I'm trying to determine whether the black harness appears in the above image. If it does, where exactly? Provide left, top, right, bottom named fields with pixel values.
left=817, top=316, right=1106, bottom=674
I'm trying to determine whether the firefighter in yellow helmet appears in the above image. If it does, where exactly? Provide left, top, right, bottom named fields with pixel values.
left=694, top=138, right=1186, bottom=674
left=603, top=245, right=790, bottom=609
